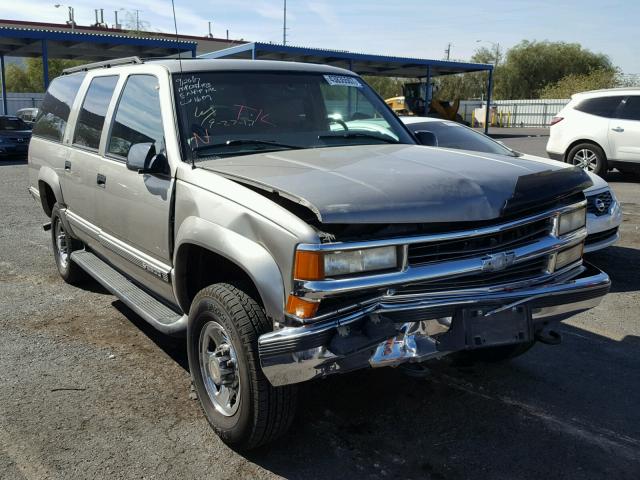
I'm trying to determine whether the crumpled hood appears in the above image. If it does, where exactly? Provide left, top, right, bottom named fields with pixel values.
left=197, top=144, right=592, bottom=224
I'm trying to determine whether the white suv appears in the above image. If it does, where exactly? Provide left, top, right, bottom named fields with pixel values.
left=546, top=88, right=640, bottom=177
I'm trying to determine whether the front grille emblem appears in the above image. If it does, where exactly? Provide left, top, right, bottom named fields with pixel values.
left=481, top=252, right=516, bottom=272
left=595, top=197, right=607, bottom=213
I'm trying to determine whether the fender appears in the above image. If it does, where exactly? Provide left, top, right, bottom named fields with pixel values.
left=37, top=165, right=78, bottom=237
left=37, top=165, right=65, bottom=211
left=173, top=216, right=286, bottom=323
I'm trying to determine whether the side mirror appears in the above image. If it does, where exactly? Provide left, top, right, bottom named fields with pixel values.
left=414, top=130, right=438, bottom=147
left=126, top=143, right=167, bottom=174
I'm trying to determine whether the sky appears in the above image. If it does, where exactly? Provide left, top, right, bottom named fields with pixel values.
left=2, top=0, right=638, bottom=73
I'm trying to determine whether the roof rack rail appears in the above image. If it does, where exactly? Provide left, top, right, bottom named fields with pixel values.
left=63, top=56, right=144, bottom=75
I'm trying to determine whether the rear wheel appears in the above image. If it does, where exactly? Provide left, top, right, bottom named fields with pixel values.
left=567, top=142, right=607, bottom=177
left=50, top=203, right=86, bottom=284
left=187, top=283, right=297, bottom=450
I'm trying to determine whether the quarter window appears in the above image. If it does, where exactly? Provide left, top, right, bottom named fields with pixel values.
left=74, top=75, right=119, bottom=150
left=108, top=75, right=165, bottom=159
left=574, top=96, right=625, bottom=118
left=32, top=73, right=86, bottom=142
left=617, top=96, right=640, bottom=121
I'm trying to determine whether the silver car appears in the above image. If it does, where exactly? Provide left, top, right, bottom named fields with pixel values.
left=401, top=116, right=622, bottom=252
left=29, top=58, right=610, bottom=449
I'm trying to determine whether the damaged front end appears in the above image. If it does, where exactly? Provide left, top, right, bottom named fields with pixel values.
left=258, top=199, right=610, bottom=387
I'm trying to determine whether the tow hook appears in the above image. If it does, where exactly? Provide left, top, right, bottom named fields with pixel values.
left=42, top=222, right=52, bottom=232
left=535, top=328, right=562, bottom=345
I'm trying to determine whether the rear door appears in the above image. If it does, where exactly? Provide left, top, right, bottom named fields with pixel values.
left=64, top=75, right=119, bottom=236
left=609, top=95, right=640, bottom=162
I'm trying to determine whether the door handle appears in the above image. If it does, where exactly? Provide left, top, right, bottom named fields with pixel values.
left=611, top=127, right=624, bottom=133
left=96, top=173, right=107, bottom=187
left=64, top=160, right=71, bottom=171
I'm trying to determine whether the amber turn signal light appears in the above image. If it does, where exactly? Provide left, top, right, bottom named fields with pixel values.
left=286, top=295, right=319, bottom=319
left=294, top=250, right=324, bottom=280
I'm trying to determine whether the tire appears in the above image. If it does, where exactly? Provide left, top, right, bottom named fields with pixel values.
left=50, top=203, right=86, bottom=285
left=454, top=341, right=535, bottom=364
left=566, top=142, right=608, bottom=177
left=187, top=283, right=297, bottom=450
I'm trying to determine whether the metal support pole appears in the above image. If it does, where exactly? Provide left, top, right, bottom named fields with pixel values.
left=426, top=65, right=431, bottom=116
left=191, top=48, right=197, bottom=58
left=0, top=55, right=7, bottom=115
left=42, top=40, right=50, bottom=90
left=251, top=45, right=256, bottom=60
left=484, top=68, right=494, bottom=134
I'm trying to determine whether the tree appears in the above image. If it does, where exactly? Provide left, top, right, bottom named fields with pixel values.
left=539, top=69, right=619, bottom=98
left=495, top=40, right=614, bottom=99
left=4, top=58, right=84, bottom=93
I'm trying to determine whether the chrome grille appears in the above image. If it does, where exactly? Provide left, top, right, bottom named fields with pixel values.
left=399, top=256, right=549, bottom=294
left=586, top=191, right=613, bottom=216
left=407, top=218, right=551, bottom=266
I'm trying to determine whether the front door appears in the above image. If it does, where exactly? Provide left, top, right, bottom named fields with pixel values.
left=609, top=96, right=640, bottom=162
left=94, top=74, right=175, bottom=301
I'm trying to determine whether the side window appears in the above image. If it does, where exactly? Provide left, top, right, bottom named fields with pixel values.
left=32, top=73, right=86, bottom=142
left=73, top=75, right=118, bottom=150
left=108, top=75, right=165, bottom=159
left=574, top=96, right=625, bottom=118
left=617, top=96, right=640, bottom=121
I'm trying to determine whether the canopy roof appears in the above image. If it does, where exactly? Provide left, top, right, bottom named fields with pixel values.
left=0, top=25, right=196, bottom=61
left=200, top=42, right=493, bottom=78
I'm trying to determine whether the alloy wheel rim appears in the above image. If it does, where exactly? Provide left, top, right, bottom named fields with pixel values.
left=572, top=149, right=598, bottom=172
left=198, top=320, right=241, bottom=417
left=55, top=219, right=70, bottom=269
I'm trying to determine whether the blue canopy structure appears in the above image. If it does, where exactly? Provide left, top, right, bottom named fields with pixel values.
left=0, top=25, right=197, bottom=114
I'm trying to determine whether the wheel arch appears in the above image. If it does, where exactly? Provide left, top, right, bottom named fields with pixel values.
left=173, top=217, right=286, bottom=325
left=37, top=166, right=64, bottom=217
left=564, top=138, right=608, bottom=162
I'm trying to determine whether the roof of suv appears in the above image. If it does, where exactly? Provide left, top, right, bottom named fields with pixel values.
left=573, top=86, right=640, bottom=98
left=146, top=58, right=356, bottom=75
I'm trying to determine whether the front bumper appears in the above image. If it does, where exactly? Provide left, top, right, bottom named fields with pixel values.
left=584, top=198, right=622, bottom=253
left=259, top=263, right=610, bottom=386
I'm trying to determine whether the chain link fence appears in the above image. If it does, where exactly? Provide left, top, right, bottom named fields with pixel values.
left=0, top=93, right=45, bottom=115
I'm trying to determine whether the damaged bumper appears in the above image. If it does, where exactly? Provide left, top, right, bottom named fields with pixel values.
left=259, top=263, right=610, bottom=386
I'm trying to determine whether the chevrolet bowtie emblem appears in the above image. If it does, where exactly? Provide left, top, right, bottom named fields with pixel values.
left=481, top=252, right=516, bottom=272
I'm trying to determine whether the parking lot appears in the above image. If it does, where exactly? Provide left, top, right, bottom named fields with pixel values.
left=1, top=133, right=639, bottom=479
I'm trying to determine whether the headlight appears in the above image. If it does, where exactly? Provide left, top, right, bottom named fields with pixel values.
left=554, top=242, right=584, bottom=270
left=558, top=207, right=586, bottom=236
left=294, top=246, right=399, bottom=280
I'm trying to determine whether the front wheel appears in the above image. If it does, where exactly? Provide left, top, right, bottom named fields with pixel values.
left=187, top=283, right=297, bottom=450
left=567, top=143, right=607, bottom=177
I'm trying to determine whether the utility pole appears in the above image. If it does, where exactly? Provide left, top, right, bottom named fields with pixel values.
left=283, top=0, right=287, bottom=45
left=444, top=43, right=452, bottom=60
left=135, top=9, right=140, bottom=31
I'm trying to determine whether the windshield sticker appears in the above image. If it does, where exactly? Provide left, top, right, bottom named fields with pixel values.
left=324, top=75, right=362, bottom=88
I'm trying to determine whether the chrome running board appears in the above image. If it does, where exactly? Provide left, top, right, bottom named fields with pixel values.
left=71, top=251, right=187, bottom=336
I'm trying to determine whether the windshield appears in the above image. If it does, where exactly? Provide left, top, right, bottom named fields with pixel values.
left=407, top=120, right=518, bottom=157
left=173, top=71, right=414, bottom=159
left=0, top=117, right=29, bottom=131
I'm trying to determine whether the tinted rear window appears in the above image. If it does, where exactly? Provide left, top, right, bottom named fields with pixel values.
left=574, top=96, right=624, bottom=118
left=32, top=73, right=86, bottom=142
left=73, top=75, right=119, bottom=150
left=617, top=96, right=640, bottom=121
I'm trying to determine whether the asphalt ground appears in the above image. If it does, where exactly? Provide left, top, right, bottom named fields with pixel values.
left=1, top=136, right=639, bottom=479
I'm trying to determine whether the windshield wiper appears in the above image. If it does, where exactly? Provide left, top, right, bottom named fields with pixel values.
left=318, top=132, right=400, bottom=144
left=192, top=139, right=302, bottom=154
